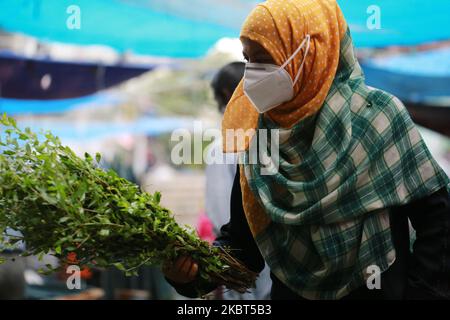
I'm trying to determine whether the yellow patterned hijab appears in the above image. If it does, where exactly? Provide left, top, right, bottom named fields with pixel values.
left=222, top=0, right=347, bottom=153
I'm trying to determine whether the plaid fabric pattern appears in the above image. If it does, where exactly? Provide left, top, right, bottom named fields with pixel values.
left=242, top=29, right=449, bottom=300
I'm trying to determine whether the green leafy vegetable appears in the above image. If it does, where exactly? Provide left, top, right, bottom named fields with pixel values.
left=0, top=114, right=256, bottom=294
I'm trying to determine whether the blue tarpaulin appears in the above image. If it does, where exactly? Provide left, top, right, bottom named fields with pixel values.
left=337, top=0, right=450, bottom=48
left=0, top=52, right=154, bottom=100
left=1, top=117, right=193, bottom=141
left=0, top=0, right=242, bottom=58
left=364, top=48, right=450, bottom=77
left=361, top=48, right=450, bottom=102
left=0, top=93, right=122, bottom=114
left=1, top=0, right=450, bottom=58
left=1, top=0, right=450, bottom=114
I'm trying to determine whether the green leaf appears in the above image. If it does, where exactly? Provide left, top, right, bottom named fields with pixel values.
left=1, top=113, right=7, bottom=124
left=99, top=229, right=110, bottom=237
left=154, top=192, right=161, bottom=204
left=176, top=235, right=185, bottom=244
left=39, top=191, right=57, bottom=205
left=113, top=262, right=126, bottom=271
left=55, top=246, right=62, bottom=255
left=8, top=116, right=17, bottom=128
left=95, top=152, right=102, bottom=163
left=59, top=217, right=70, bottom=223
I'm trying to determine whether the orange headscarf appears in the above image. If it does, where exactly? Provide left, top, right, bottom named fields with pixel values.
left=222, top=0, right=347, bottom=152
left=221, top=0, right=348, bottom=237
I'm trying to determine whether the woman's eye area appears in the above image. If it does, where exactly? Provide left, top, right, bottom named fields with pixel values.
left=241, top=37, right=276, bottom=64
left=255, top=56, right=276, bottom=64
left=242, top=54, right=274, bottom=64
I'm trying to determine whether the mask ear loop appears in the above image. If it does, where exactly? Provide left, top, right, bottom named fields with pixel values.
left=293, top=35, right=311, bottom=85
left=279, top=35, right=311, bottom=85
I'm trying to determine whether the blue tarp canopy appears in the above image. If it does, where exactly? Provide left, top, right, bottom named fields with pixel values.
left=0, top=93, right=123, bottom=114
left=360, top=47, right=450, bottom=136
left=1, top=0, right=450, bottom=115
left=337, top=0, right=450, bottom=48
left=361, top=47, right=450, bottom=103
left=0, top=0, right=248, bottom=58
left=0, top=52, right=154, bottom=100
left=15, top=117, right=192, bottom=141
left=1, top=0, right=450, bottom=58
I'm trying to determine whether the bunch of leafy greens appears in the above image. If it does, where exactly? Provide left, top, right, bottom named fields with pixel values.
left=0, top=115, right=256, bottom=294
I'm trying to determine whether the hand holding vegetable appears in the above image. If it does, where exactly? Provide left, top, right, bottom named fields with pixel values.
left=162, top=256, right=199, bottom=284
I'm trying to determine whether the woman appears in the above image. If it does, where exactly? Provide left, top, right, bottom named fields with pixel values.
left=163, top=0, right=450, bottom=300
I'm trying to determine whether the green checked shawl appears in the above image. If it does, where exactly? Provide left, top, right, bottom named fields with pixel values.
left=242, top=29, right=450, bottom=300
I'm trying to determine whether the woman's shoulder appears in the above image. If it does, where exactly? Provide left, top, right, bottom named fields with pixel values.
left=364, top=86, right=406, bottom=111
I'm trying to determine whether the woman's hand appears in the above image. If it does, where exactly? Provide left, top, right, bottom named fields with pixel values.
left=162, top=256, right=199, bottom=284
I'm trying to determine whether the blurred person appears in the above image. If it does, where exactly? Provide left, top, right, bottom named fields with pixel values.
left=0, top=230, right=26, bottom=299
left=164, top=0, right=450, bottom=300
left=0, top=255, right=25, bottom=300
left=204, top=62, right=244, bottom=234
left=198, top=62, right=271, bottom=299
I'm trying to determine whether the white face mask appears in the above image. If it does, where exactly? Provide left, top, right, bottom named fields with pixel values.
left=243, top=35, right=311, bottom=114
